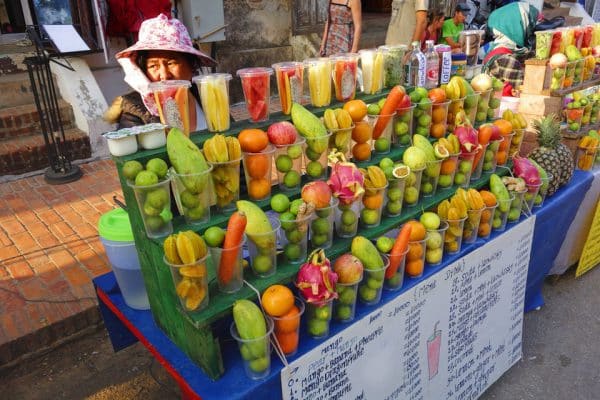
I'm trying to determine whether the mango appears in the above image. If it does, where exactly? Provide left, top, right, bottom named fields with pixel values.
left=351, top=236, right=384, bottom=270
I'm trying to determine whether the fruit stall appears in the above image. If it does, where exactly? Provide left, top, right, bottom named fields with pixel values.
left=94, top=45, right=598, bottom=398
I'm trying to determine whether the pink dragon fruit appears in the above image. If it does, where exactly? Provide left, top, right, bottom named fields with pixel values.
left=295, top=249, right=338, bottom=304
left=454, top=125, right=480, bottom=154
left=327, top=151, right=365, bottom=206
left=513, top=155, right=541, bottom=185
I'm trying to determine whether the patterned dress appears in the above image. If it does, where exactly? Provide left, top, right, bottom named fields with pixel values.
left=323, top=0, right=354, bottom=56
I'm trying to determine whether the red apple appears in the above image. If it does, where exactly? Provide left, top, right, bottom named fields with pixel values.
left=267, top=121, right=297, bottom=145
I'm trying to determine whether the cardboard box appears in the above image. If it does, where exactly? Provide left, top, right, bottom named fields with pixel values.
left=522, top=59, right=551, bottom=94
left=518, top=94, right=563, bottom=118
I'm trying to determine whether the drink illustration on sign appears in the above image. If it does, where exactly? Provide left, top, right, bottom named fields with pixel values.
left=427, top=321, right=442, bottom=379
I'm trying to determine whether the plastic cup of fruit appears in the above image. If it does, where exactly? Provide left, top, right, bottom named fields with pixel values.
left=463, top=207, right=484, bottom=244
left=495, top=133, right=514, bottom=167
left=463, top=93, right=480, bottom=126
left=358, top=254, right=390, bottom=305
left=274, top=137, right=306, bottom=192
left=379, top=44, right=407, bottom=88
left=507, top=189, right=527, bottom=224
left=492, top=194, right=515, bottom=232
left=385, top=246, right=409, bottom=291
left=455, top=151, right=476, bottom=188
left=406, top=238, right=427, bottom=278
left=447, top=97, right=465, bottom=133
left=243, top=145, right=275, bottom=201
left=208, top=157, right=242, bottom=212
left=404, top=166, right=425, bottom=207
left=470, top=143, right=489, bottom=181
left=475, top=89, right=492, bottom=124
left=304, top=296, right=334, bottom=339
left=334, top=276, right=362, bottom=322
left=482, top=139, right=502, bottom=174
left=247, top=217, right=280, bottom=278
left=478, top=204, right=498, bottom=239
left=412, top=100, right=433, bottom=138
left=209, top=236, right=246, bottom=293
left=429, top=100, right=450, bottom=138
left=310, top=197, right=339, bottom=250
left=522, top=182, right=542, bottom=215
left=149, top=80, right=192, bottom=135
left=361, top=183, right=388, bottom=228
left=534, top=173, right=553, bottom=208
left=549, top=65, right=566, bottom=92
left=443, top=216, right=467, bottom=254
left=425, top=221, right=448, bottom=266
left=535, top=30, right=552, bottom=60
left=565, top=107, right=584, bottom=135
left=305, top=132, right=332, bottom=181
left=171, top=166, right=213, bottom=226
left=393, top=105, right=415, bottom=148
left=236, top=67, right=274, bottom=123
left=330, top=53, right=359, bottom=102
left=367, top=113, right=395, bottom=154
left=193, top=73, right=232, bottom=132
left=563, top=61, right=577, bottom=88
left=509, top=129, right=526, bottom=158
left=128, top=178, right=173, bottom=239
left=279, top=212, right=311, bottom=264
left=385, top=174, right=407, bottom=216
left=351, top=121, right=374, bottom=163
left=359, top=48, right=385, bottom=95
left=575, top=145, right=599, bottom=171
left=164, top=254, right=209, bottom=314
left=231, top=316, right=274, bottom=380
left=572, top=59, right=584, bottom=86
left=304, top=58, right=332, bottom=107
left=421, top=159, right=443, bottom=198
left=272, top=297, right=304, bottom=356
left=272, top=62, right=304, bottom=115
left=489, top=91, right=502, bottom=119
left=327, top=123, right=355, bottom=157
left=335, top=194, right=363, bottom=238
left=438, top=153, right=459, bottom=190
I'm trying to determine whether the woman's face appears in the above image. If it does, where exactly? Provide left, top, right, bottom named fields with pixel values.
left=144, top=50, right=194, bottom=82
left=435, top=16, right=445, bottom=30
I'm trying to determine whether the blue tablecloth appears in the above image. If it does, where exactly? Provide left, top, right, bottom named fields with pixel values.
left=525, top=169, right=594, bottom=312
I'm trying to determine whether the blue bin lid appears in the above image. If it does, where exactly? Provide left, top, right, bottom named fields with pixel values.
left=98, top=208, right=134, bottom=242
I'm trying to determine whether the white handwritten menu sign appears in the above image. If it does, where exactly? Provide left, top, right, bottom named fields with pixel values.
left=281, top=217, right=535, bottom=400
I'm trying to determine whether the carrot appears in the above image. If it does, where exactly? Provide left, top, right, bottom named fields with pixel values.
left=372, top=85, right=405, bottom=139
left=472, top=124, right=494, bottom=173
left=218, top=211, right=247, bottom=284
left=385, top=224, right=412, bottom=279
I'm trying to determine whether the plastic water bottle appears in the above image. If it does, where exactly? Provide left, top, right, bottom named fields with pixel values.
left=405, top=41, right=426, bottom=87
left=425, top=40, right=439, bottom=89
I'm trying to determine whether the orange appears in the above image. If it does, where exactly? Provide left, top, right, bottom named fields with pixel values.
left=405, top=220, right=426, bottom=241
left=430, top=123, right=446, bottom=138
left=440, top=158, right=457, bottom=175
left=245, top=153, right=269, bottom=179
left=492, top=119, right=513, bottom=136
left=496, top=150, right=507, bottom=165
left=351, top=121, right=372, bottom=144
left=478, top=222, right=491, bottom=238
left=248, top=178, right=271, bottom=200
left=406, top=259, right=424, bottom=276
left=261, top=284, right=294, bottom=317
left=352, top=142, right=371, bottom=161
left=362, top=192, right=383, bottom=209
left=238, top=129, right=269, bottom=153
left=431, top=106, right=447, bottom=123
left=274, top=305, right=301, bottom=333
left=407, top=242, right=424, bottom=260
left=275, top=331, right=299, bottom=355
left=480, top=209, right=492, bottom=223
left=343, top=99, right=368, bottom=122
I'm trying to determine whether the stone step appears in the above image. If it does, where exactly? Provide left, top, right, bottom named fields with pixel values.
left=0, top=99, right=76, bottom=140
left=0, top=127, right=91, bottom=176
left=0, top=42, right=36, bottom=77
left=0, top=72, right=35, bottom=108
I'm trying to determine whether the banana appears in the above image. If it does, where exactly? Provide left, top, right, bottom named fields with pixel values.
left=323, top=109, right=339, bottom=130
left=225, top=136, right=241, bottom=160
left=164, top=234, right=182, bottom=264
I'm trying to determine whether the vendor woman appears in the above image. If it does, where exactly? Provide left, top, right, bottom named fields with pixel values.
left=105, top=13, right=216, bottom=129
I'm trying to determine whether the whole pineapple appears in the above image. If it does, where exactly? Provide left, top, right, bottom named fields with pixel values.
left=529, top=114, right=574, bottom=196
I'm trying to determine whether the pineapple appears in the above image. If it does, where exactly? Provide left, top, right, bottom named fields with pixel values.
left=529, top=114, right=574, bottom=196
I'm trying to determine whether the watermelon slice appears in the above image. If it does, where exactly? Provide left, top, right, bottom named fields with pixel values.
left=240, top=70, right=270, bottom=122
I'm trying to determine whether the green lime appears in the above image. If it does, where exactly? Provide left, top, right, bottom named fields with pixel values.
left=160, top=208, right=173, bottom=223
left=386, top=273, right=402, bottom=287
left=311, top=217, right=329, bottom=235
left=280, top=211, right=297, bottom=231
left=459, top=160, right=472, bottom=174
left=289, top=199, right=304, bottom=216
left=307, top=319, right=328, bottom=336
left=359, top=284, right=377, bottom=302
left=409, top=91, right=422, bottom=103
left=283, top=170, right=301, bottom=188
left=248, top=356, right=269, bottom=373
left=286, top=229, right=303, bottom=244
left=186, top=205, right=206, bottom=220
left=338, top=287, right=356, bottom=305
left=180, top=190, right=200, bottom=209
left=275, top=154, right=293, bottom=172
left=400, top=135, right=411, bottom=145
left=144, top=215, right=164, bottom=231
left=394, top=120, right=409, bottom=135
left=374, top=138, right=390, bottom=153
left=367, top=103, right=381, bottom=115
left=438, top=174, right=452, bottom=187
left=135, top=170, right=158, bottom=186
left=204, top=226, right=226, bottom=247
left=146, top=188, right=169, bottom=209
left=386, top=200, right=402, bottom=215
left=361, top=208, right=379, bottom=225
left=287, top=144, right=303, bottom=159
left=270, top=193, right=290, bottom=213
left=476, top=111, right=487, bottom=122
left=421, top=182, right=433, bottom=194
left=306, top=161, right=323, bottom=178
left=341, top=209, right=356, bottom=225
left=123, top=160, right=143, bottom=181
left=314, top=305, right=331, bottom=320
left=387, top=187, right=402, bottom=201
left=379, top=157, right=394, bottom=170
left=146, top=158, right=168, bottom=179
left=418, top=113, right=431, bottom=127
left=143, top=201, right=161, bottom=216
left=415, top=126, right=429, bottom=136
left=284, top=243, right=302, bottom=260
left=376, top=236, right=394, bottom=253
left=454, top=172, right=466, bottom=185
left=418, top=98, right=432, bottom=111
left=367, top=277, right=383, bottom=290
left=311, top=233, right=328, bottom=246
left=305, top=147, right=321, bottom=161
left=378, top=97, right=387, bottom=109
left=316, top=208, right=331, bottom=218
left=335, top=305, right=352, bottom=320
left=404, top=187, right=419, bottom=204
left=252, top=254, right=273, bottom=274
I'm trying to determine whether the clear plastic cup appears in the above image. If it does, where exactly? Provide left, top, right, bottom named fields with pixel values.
left=393, top=105, right=415, bottom=148
left=430, top=100, right=450, bottom=138
left=305, top=132, right=332, bottom=181
left=522, top=182, right=542, bottom=214
left=470, top=143, right=489, bottom=181
left=209, top=157, right=241, bottom=212
left=379, top=45, right=407, bottom=87
left=231, top=316, right=273, bottom=380
left=447, top=97, right=465, bottom=133
left=279, top=213, right=311, bottom=264
left=305, top=58, right=332, bottom=107
left=335, top=195, right=363, bottom=238
left=463, top=93, right=480, bottom=124
left=149, top=80, right=191, bottom=135
left=550, top=64, right=566, bottom=92
left=510, top=128, right=526, bottom=158
left=368, top=113, right=395, bottom=154
left=361, top=184, right=387, bottom=228
left=304, top=297, right=334, bottom=339
left=438, top=153, right=459, bottom=189
left=209, top=236, right=246, bottom=293
left=496, top=133, right=514, bottom=167
left=351, top=120, right=373, bottom=162
left=507, top=189, right=526, bottom=224
left=475, top=89, right=492, bottom=124
left=443, top=216, right=467, bottom=254
left=128, top=178, right=173, bottom=239
left=272, top=297, right=304, bottom=356
left=237, top=67, right=273, bottom=122
left=385, top=174, right=407, bottom=216
left=426, top=221, right=448, bottom=266
left=310, top=197, right=339, bottom=249
left=535, top=30, right=552, bottom=59
left=534, top=173, right=553, bottom=208
left=171, top=166, right=213, bottom=225
left=334, top=277, right=362, bottom=322
left=478, top=204, right=498, bottom=239
left=274, top=138, right=306, bottom=192
left=413, top=100, right=433, bottom=138
left=455, top=151, right=476, bottom=187
left=463, top=207, right=484, bottom=244
left=482, top=139, right=502, bottom=174
left=272, top=62, right=304, bottom=115
left=358, top=254, right=390, bottom=305
left=247, top=218, right=280, bottom=277
left=243, top=145, right=275, bottom=201
left=385, top=246, right=409, bottom=290
left=164, top=254, right=209, bottom=314
left=330, top=53, right=359, bottom=101
left=421, top=159, right=443, bottom=198
left=359, top=48, right=385, bottom=95
left=489, top=90, right=502, bottom=119
left=406, top=238, right=427, bottom=278
left=492, top=194, right=515, bottom=232
left=576, top=145, right=599, bottom=171
left=193, top=73, right=232, bottom=132
left=563, top=61, right=577, bottom=88
left=404, top=167, right=424, bottom=207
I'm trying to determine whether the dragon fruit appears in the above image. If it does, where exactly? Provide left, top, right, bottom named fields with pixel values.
left=327, top=150, right=365, bottom=205
left=513, top=155, right=541, bottom=185
left=454, top=124, right=480, bottom=154
left=295, top=249, right=338, bottom=304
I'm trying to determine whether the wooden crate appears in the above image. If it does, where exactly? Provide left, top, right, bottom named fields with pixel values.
left=521, top=59, right=552, bottom=94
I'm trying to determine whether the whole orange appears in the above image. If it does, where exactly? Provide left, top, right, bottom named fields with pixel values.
left=351, top=121, right=372, bottom=143
left=440, top=158, right=457, bottom=175
left=238, top=129, right=269, bottom=153
left=261, top=284, right=294, bottom=317
left=407, top=242, right=424, bottom=260
left=343, top=100, right=368, bottom=122
left=248, top=178, right=271, bottom=200
left=431, top=106, right=447, bottom=123
left=274, top=305, right=301, bottom=333
left=430, top=123, right=446, bottom=138
left=244, top=153, right=269, bottom=179
left=275, top=331, right=299, bottom=355
left=352, top=142, right=372, bottom=161
left=405, top=220, right=426, bottom=241
left=363, top=192, right=383, bottom=209
left=406, top=259, right=424, bottom=276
